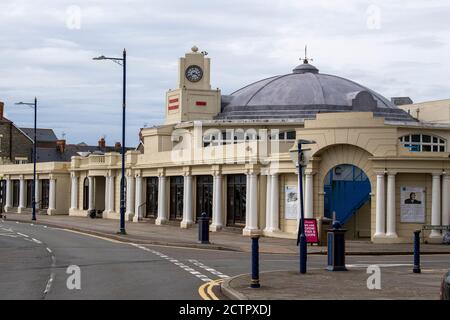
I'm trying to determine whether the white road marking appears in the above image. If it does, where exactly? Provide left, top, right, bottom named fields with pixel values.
left=43, top=273, right=55, bottom=295
left=17, top=232, right=29, bottom=238
left=32, top=238, right=42, bottom=244
left=188, top=259, right=230, bottom=278
left=347, top=263, right=412, bottom=268
left=46, top=247, right=52, bottom=253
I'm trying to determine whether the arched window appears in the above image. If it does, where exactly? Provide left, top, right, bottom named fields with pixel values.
left=399, top=134, right=446, bottom=152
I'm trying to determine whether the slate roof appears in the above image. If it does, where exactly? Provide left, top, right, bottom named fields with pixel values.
left=20, top=128, right=58, bottom=142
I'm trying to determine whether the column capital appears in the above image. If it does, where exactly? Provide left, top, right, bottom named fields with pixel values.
left=157, top=168, right=165, bottom=177
left=374, top=171, right=386, bottom=176
left=432, top=172, right=443, bottom=177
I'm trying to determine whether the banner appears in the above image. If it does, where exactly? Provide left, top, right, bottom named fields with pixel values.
left=400, top=187, right=425, bottom=223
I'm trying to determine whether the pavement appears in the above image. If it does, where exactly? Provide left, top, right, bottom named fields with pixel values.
left=4, top=213, right=450, bottom=255
left=221, top=267, right=447, bottom=300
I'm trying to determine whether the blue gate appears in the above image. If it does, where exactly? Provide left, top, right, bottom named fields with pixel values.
left=324, top=165, right=371, bottom=225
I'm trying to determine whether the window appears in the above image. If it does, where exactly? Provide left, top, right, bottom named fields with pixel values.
left=15, top=157, right=28, bottom=164
left=399, top=134, right=446, bottom=153
left=41, top=180, right=50, bottom=209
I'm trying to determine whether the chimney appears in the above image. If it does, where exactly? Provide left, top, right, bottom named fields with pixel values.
left=56, top=140, right=66, bottom=153
left=0, top=101, right=4, bottom=120
left=115, top=142, right=121, bottom=150
left=98, top=137, right=106, bottom=149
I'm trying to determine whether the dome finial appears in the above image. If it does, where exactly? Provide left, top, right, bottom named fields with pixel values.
left=300, top=45, right=313, bottom=64
left=191, top=45, right=199, bottom=53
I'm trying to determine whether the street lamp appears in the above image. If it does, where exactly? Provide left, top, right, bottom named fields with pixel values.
left=289, top=139, right=315, bottom=274
left=93, top=49, right=127, bottom=235
left=15, top=98, right=38, bottom=221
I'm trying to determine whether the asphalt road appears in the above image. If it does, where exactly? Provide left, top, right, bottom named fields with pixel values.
left=1, top=220, right=449, bottom=300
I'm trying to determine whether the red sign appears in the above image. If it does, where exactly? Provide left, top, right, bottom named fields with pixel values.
left=304, top=218, right=319, bottom=244
left=168, top=97, right=179, bottom=111
left=196, top=101, right=207, bottom=106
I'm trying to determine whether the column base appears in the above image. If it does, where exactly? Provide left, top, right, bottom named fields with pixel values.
left=47, top=208, right=57, bottom=216
left=180, top=220, right=194, bottom=229
left=125, top=212, right=135, bottom=221
left=17, top=206, right=26, bottom=213
left=243, top=228, right=261, bottom=237
left=385, top=232, right=398, bottom=238
left=155, top=217, right=167, bottom=225
left=263, top=228, right=281, bottom=236
left=210, top=224, right=222, bottom=232
left=428, top=232, right=443, bottom=244
left=4, top=206, right=12, bottom=213
left=132, top=215, right=142, bottom=223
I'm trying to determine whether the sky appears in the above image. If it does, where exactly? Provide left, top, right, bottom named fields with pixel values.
left=0, top=0, right=449, bottom=146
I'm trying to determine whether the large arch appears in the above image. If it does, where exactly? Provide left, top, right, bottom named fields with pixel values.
left=313, top=144, right=376, bottom=239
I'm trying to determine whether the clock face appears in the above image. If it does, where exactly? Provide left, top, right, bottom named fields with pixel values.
left=185, top=65, right=203, bottom=83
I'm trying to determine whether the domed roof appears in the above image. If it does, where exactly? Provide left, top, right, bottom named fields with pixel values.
left=215, top=61, right=416, bottom=122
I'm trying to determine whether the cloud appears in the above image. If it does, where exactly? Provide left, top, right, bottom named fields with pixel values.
left=0, top=0, right=449, bottom=145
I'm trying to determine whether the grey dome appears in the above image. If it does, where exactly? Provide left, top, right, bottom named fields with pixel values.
left=215, top=62, right=416, bottom=122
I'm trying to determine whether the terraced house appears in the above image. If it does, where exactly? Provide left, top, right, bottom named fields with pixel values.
left=2, top=47, right=450, bottom=244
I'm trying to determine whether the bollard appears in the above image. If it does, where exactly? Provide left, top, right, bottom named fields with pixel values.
left=198, top=212, right=210, bottom=244
left=250, top=235, right=261, bottom=288
left=326, top=220, right=348, bottom=271
left=413, top=230, right=421, bottom=274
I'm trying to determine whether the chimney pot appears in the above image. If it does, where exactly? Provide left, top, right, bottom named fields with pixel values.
left=56, top=139, right=66, bottom=153
left=98, top=137, right=106, bottom=148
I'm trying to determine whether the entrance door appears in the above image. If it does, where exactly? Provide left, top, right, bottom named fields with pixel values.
left=0, top=180, right=5, bottom=213
left=12, top=180, right=20, bottom=208
left=145, top=177, right=158, bottom=218
left=227, top=175, right=246, bottom=226
left=26, top=180, right=33, bottom=208
left=41, top=180, right=50, bottom=210
left=82, top=178, right=89, bottom=210
left=196, top=176, right=213, bottom=219
left=170, top=176, right=183, bottom=220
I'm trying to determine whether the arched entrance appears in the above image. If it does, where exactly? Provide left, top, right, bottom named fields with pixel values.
left=324, top=164, right=371, bottom=239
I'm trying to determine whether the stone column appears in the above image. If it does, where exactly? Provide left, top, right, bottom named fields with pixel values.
left=386, top=173, right=398, bottom=238
left=18, top=177, right=26, bottom=213
left=244, top=173, right=259, bottom=235
left=104, top=176, right=110, bottom=214
left=4, top=179, right=12, bottom=212
left=125, top=175, right=135, bottom=221
left=264, top=175, right=272, bottom=232
left=442, top=174, right=450, bottom=231
left=70, top=175, right=78, bottom=211
left=35, top=179, right=40, bottom=211
left=48, top=178, right=56, bottom=215
left=374, top=173, right=386, bottom=238
left=245, top=174, right=250, bottom=228
left=181, top=174, right=194, bottom=228
left=305, top=173, right=314, bottom=219
left=156, top=175, right=167, bottom=225
left=88, top=176, right=95, bottom=212
left=210, top=174, right=223, bottom=231
left=265, top=173, right=280, bottom=233
left=430, top=173, right=442, bottom=239
left=133, top=175, right=143, bottom=222
left=108, top=176, right=115, bottom=214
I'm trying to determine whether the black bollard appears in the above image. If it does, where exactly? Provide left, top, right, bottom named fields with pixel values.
left=250, top=235, right=260, bottom=288
left=326, top=220, right=348, bottom=271
left=413, top=230, right=421, bottom=274
left=198, top=212, right=210, bottom=244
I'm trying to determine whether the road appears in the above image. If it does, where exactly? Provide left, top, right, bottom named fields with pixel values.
left=0, top=220, right=449, bottom=300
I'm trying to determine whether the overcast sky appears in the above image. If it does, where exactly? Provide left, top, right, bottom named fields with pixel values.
left=0, top=0, right=449, bottom=146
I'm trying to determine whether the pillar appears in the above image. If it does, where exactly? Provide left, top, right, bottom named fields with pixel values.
left=442, top=174, right=450, bottom=230
left=104, top=176, right=110, bottom=214
left=88, top=176, right=95, bottom=212
left=374, top=173, right=386, bottom=238
left=70, top=175, right=78, bottom=211
left=4, top=179, right=12, bottom=212
left=244, top=173, right=259, bottom=235
left=210, top=174, right=223, bottom=231
left=18, top=177, right=26, bottom=213
left=108, top=176, right=115, bottom=214
left=125, top=175, right=135, bottom=221
left=305, top=173, right=314, bottom=219
left=133, top=175, right=143, bottom=222
left=181, top=175, right=194, bottom=228
left=430, top=173, right=442, bottom=238
left=156, top=175, right=167, bottom=225
left=265, top=173, right=280, bottom=233
left=264, top=175, right=272, bottom=232
left=48, top=178, right=56, bottom=215
left=386, top=173, right=398, bottom=238
left=35, top=179, right=40, bottom=211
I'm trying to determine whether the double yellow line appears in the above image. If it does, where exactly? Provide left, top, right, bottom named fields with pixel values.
left=198, top=279, right=224, bottom=300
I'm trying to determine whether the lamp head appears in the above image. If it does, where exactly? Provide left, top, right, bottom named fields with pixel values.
left=93, top=55, right=106, bottom=61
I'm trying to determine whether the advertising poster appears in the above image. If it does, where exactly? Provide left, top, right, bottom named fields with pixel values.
left=285, top=186, right=298, bottom=220
left=400, top=187, right=426, bottom=223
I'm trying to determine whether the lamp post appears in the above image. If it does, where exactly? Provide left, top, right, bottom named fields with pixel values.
left=289, top=139, right=315, bottom=274
left=93, top=49, right=127, bottom=235
left=15, top=98, right=38, bottom=221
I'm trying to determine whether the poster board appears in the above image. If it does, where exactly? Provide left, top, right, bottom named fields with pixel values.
left=304, top=218, right=319, bottom=244
left=400, top=186, right=426, bottom=223
left=285, top=185, right=298, bottom=220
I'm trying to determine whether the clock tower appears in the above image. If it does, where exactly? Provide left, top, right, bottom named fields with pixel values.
left=165, top=46, right=221, bottom=125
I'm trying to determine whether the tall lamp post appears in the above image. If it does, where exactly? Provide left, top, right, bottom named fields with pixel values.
left=93, top=49, right=127, bottom=235
left=289, top=139, right=315, bottom=274
left=15, top=98, right=38, bottom=221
